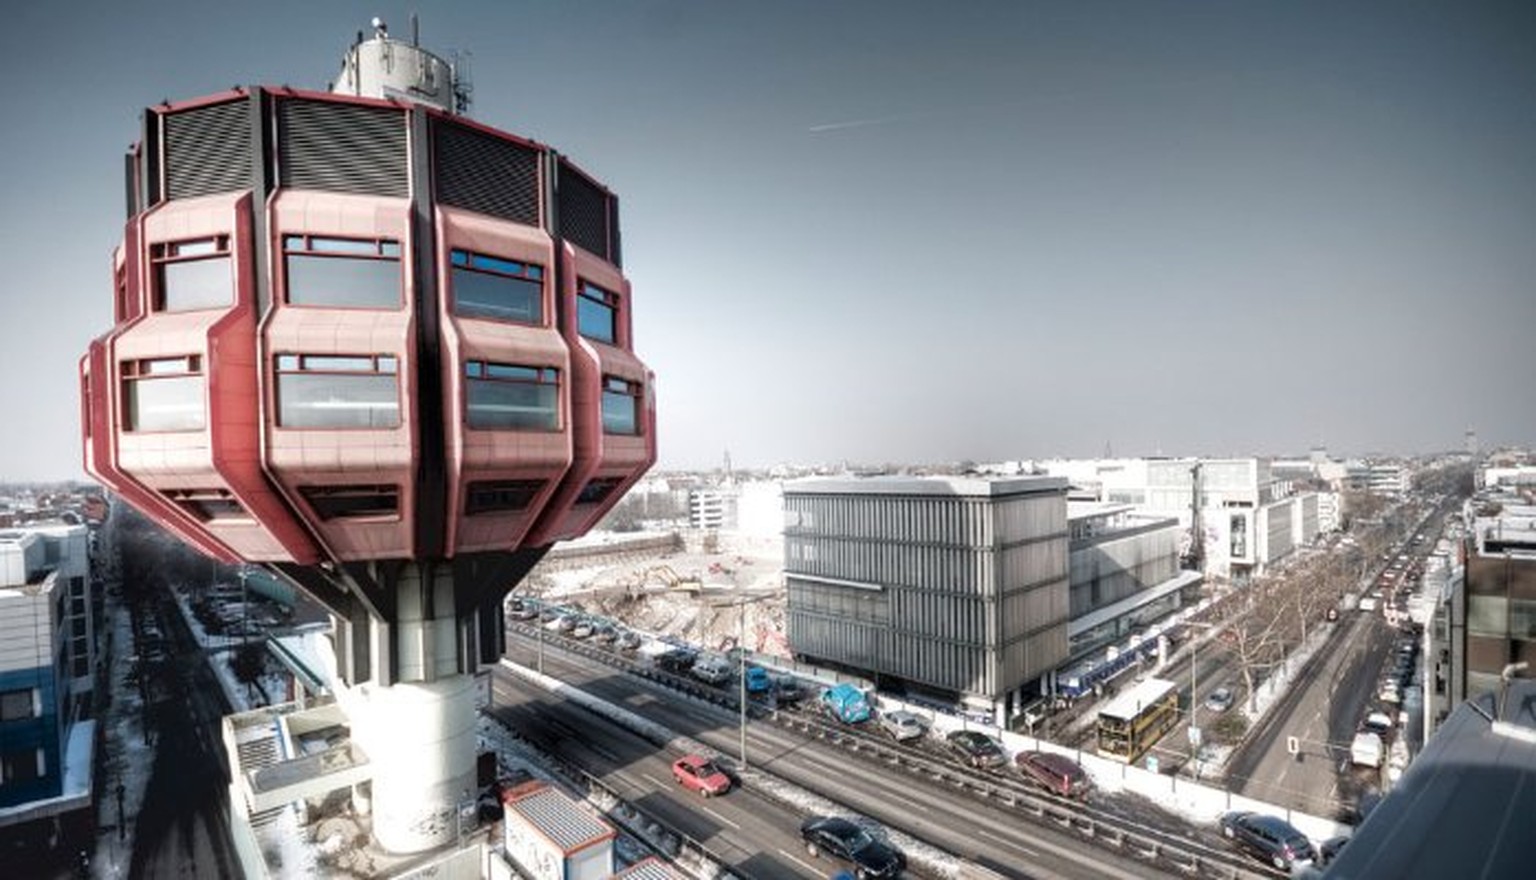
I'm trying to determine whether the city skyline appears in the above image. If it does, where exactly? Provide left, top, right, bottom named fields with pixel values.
left=2, top=1, right=1533, bottom=481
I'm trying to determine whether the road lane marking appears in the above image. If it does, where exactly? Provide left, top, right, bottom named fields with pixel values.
left=778, top=850, right=823, bottom=877
left=701, top=806, right=740, bottom=829
left=641, top=772, right=668, bottom=789
left=978, top=827, right=1039, bottom=857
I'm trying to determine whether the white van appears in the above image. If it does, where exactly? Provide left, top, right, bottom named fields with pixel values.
left=1350, top=731, right=1383, bottom=768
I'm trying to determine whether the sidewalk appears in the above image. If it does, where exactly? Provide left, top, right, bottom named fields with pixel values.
left=90, top=600, right=156, bottom=880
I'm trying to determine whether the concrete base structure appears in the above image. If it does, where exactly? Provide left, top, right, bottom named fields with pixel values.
left=337, top=674, right=478, bottom=854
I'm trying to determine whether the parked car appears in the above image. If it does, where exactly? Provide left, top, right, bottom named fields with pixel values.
left=1015, top=751, right=1091, bottom=799
left=507, top=600, right=538, bottom=621
left=1204, top=686, right=1235, bottom=713
left=1316, top=835, right=1350, bottom=868
left=671, top=754, right=730, bottom=797
left=1363, top=711, right=1394, bottom=736
left=593, top=623, right=618, bottom=644
left=877, top=710, right=928, bottom=743
left=774, top=676, right=808, bottom=703
left=945, top=730, right=1007, bottom=770
left=1218, top=811, right=1317, bottom=871
left=744, top=665, right=773, bottom=694
left=570, top=617, right=596, bottom=639
left=616, top=629, right=643, bottom=652
left=691, top=654, right=733, bottom=685
left=1350, top=731, right=1384, bottom=768
left=820, top=683, right=873, bottom=724
left=654, top=648, right=698, bottom=675
left=799, top=816, right=905, bottom=879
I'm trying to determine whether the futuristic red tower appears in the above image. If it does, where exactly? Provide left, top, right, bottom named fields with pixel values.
left=79, top=24, right=654, bottom=853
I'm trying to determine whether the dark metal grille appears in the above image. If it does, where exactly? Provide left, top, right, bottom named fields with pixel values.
left=557, top=160, right=616, bottom=265
left=163, top=100, right=251, bottom=200
left=278, top=99, right=408, bottom=197
left=433, top=120, right=540, bottom=226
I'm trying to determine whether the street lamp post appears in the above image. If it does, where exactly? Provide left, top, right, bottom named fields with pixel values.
left=738, top=606, right=747, bottom=768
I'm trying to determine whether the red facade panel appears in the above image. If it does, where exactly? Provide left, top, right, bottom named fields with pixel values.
left=523, top=245, right=656, bottom=546
left=263, top=191, right=417, bottom=561
left=436, top=208, right=572, bottom=554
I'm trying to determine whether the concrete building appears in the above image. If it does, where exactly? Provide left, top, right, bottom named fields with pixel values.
left=1040, top=457, right=1323, bottom=580
left=0, top=524, right=97, bottom=836
left=1452, top=499, right=1536, bottom=700
left=1064, top=503, right=1203, bottom=664
left=1346, top=459, right=1413, bottom=496
left=783, top=476, right=1069, bottom=725
left=687, top=489, right=734, bottom=531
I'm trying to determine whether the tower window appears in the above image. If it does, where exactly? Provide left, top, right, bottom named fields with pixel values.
left=283, top=235, right=402, bottom=308
left=122, top=356, right=205, bottom=432
left=601, top=376, right=641, bottom=435
left=153, top=237, right=232, bottom=312
left=464, top=360, right=559, bottom=430
left=450, top=249, right=544, bottom=324
left=275, top=354, right=400, bottom=429
left=576, top=280, right=619, bottom=344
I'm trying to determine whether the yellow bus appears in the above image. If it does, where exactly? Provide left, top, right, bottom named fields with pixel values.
left=1096, top=677, right=1180, bottom=764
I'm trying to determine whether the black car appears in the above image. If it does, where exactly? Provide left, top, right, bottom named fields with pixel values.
left=1218, top=811, right=1316, bottom=871
left=945, top=729, right=1008, bottom=769
left=654, top=648, right=698, bottom=675
left=799, top=816, right=905, bottom=879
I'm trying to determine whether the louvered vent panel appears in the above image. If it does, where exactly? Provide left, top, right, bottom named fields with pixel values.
left=433, top=120, right=541, bottom=226
left=278, top=100, right=408, bottom=197
left=163, top=100, right=251, bottom=201
left=557, top=161, right=612, bottom=264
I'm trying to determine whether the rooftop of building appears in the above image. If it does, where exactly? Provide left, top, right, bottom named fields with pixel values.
left=783, top=474, right=1067, bottom=498
left=1323, top=678, right=1536, bottom=879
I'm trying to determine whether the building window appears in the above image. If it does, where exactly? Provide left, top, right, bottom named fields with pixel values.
left=575, top=476, right=624, bottom=506
left=123, top=356, right=205, bottom=432
left=164, top=488, right=249, bottom=522
left=601, top=376, right=641, bottom=435
left=275, top=354, right=400, bottom=428
left=299, top=485, right=400, bottom=520
left=464, top=360, right=559, bottom=430
left=577, top=280, right=619, bottom=344
left=153, top=237, right=233, bottom=312
left=283, top=234, right=402, bottom=308
left=450, top=249, right=543, bottom=324
left=0, top=689, right=35, bottom=721
left=1, top=749, right=43, bottom=784
left=465, top=479, right=547, bottom=515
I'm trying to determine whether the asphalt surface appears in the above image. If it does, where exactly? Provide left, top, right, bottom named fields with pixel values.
left=127, top=600, right=239, bottom=880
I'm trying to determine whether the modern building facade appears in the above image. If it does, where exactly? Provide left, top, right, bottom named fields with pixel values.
left=1039, top=457, right=1323, bottom=580
left=687, top=489, right=734, bottom=531
left=1064, top=503, right=1203, bottom=663
left=783, top=476, right=1069, bottom=724
left=0, top=525, right=97, bottom=831
left=1455, top=500, right=1536, bottom=700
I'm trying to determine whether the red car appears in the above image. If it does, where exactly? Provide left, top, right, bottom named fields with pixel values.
left=671, top=754, right=730, bottom=797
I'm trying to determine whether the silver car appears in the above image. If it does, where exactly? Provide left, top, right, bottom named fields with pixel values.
left=878, top=710, right=928, bottom=743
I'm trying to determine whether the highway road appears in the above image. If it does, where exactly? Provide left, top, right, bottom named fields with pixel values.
left=497, top=634, right=1260, bottom=879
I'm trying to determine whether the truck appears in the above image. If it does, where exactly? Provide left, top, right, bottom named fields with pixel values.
left=1350, top=731, right=1383, bottom=768
left=820, top=683, right=872, bottom=724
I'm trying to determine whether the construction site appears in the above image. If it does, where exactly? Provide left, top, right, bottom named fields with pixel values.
left=516, top=530, right=792, bottom=657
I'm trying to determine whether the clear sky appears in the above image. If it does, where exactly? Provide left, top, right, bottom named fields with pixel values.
left=1, top=1, right=1531, bottom=481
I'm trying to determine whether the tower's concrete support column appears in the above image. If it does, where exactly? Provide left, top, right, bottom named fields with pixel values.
left=339, top=673, right=477, bottom=853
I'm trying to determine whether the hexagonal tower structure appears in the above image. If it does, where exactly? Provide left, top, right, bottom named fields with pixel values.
left=79, top=21, right=655, bottom=854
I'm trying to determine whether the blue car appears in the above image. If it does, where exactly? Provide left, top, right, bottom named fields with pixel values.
left=744, top=666, right=772, bottom=694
